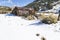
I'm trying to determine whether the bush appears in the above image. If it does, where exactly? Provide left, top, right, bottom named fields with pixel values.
left=49, top=14, right=58, bottom=23
left=42, top=15, right=58, bottom=24
left=34, top=12, right=58, bottom=24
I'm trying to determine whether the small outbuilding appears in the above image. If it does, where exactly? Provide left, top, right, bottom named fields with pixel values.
left=11, top=7, right=35, bottom=16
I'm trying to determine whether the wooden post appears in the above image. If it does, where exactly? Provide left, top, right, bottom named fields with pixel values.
left=58, top=10, right=60, bottom=21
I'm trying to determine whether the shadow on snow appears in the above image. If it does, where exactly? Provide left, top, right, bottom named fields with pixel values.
left=5, top=13, right=16, bottom=16
left=30, top=21, right=44, bottom=25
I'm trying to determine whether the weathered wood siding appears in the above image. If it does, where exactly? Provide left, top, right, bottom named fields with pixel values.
left=11, top=7, right=35, bottom=16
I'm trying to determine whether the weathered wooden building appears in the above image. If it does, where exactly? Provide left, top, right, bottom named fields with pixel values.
left=11, top=7, right=35, bottom=16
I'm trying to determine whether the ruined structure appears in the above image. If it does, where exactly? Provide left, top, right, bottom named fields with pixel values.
left=11, top=7, right=35, bottom=16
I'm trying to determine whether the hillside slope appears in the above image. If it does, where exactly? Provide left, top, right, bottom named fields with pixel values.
left=0, top=6, right=12, bottom=14
left=25, top=0, right=59, bottom=11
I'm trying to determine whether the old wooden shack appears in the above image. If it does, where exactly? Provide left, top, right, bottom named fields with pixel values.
left=11, top=7, right=35, bottom=16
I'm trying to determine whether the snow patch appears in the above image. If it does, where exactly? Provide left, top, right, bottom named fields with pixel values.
left=0, top=14, right=60, bottom=40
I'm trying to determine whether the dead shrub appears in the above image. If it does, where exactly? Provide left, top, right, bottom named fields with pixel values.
left=49, top=14, right=58, bottom=23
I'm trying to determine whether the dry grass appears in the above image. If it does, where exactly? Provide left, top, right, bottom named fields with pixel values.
left=38, top=12, right=58, bottom=24
left=26, top=15, right=36, bottom=20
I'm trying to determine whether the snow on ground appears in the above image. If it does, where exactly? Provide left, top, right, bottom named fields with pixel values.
left=0, top=14, right=60, bottom=40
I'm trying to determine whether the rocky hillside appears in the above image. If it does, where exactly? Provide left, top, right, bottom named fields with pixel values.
left=25, top=0, right=59, bottom=11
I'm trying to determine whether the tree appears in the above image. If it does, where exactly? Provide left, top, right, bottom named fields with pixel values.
left=34, top=0, right=41, bottom=2
left=45, top=2, right=53, bottom=9
left=33, top=5, right=39, bottom=11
